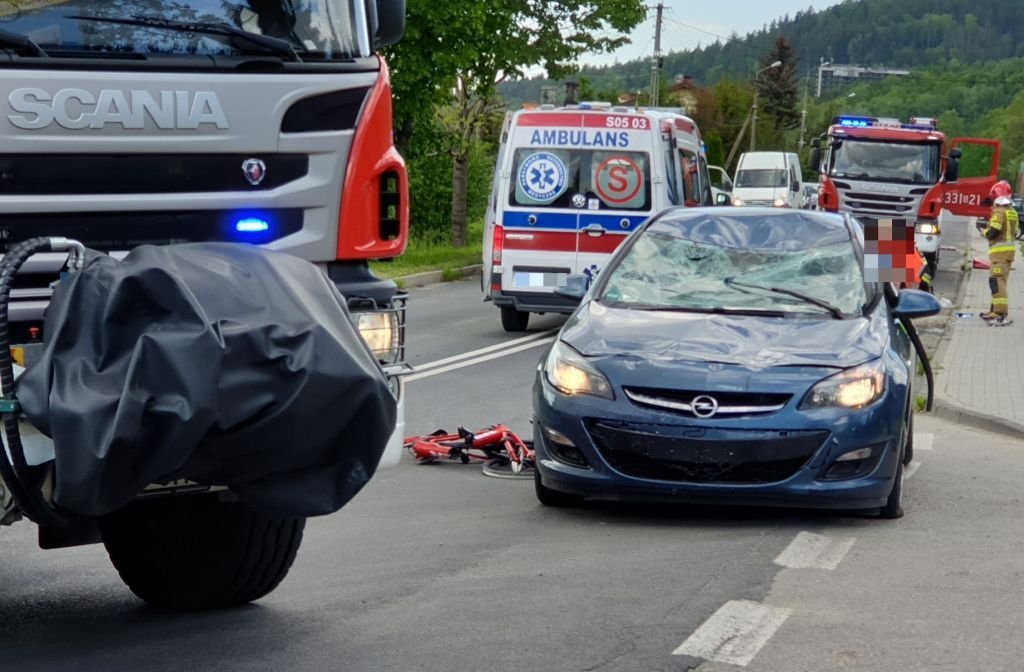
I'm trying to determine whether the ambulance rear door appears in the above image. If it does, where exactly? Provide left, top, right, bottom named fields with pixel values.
left=574, top=113, right=657, bottom=283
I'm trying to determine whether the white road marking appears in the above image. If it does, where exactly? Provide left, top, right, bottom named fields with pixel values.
left=672, top=600, right=793, bottom=666
left=412, top=329, right=558, bottom=374
left=905, top=461, right=922, bottom=480
left=773, top=531, right=856, bottom=570
left=405, top=336, right=556, bottom=383
left=915, top=432, right=934, bottom=451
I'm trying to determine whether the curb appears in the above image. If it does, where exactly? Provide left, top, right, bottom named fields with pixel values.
left=926, top=237, right=1024, bottom=440
left=396, top=264, right=482, bottom=288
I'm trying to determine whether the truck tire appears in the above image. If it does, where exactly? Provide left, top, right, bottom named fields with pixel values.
left=97, top=493, right=305, bottom=611
left=500, top=306, right=530, bottom=332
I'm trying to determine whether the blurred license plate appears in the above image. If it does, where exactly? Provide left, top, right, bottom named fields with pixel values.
left=513, top=271, right=565, bottom=288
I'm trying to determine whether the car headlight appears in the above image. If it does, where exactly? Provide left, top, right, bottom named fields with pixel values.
left=544, top=341, right=614, bottom=400
left=773, top=197, right=789, bottom=207
left=916, top=222, right=940, bottom=235
left=801, top=360, right=886, bottom=410
left=354, top=310, right=399, bottom=364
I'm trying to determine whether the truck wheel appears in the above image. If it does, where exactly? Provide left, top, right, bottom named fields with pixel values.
left=500, top=306, right=530, bottom=332
left=97, top=493, right=305, bottom=611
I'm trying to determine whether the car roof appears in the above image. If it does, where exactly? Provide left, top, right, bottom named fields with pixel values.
left=648, top=207, right=853, bottom=251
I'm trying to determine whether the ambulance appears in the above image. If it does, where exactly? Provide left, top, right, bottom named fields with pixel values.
left=482, top=102, right=712, bottom=332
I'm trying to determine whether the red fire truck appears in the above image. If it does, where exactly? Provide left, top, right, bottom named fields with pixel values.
left=810, top=116, right=1000, bottom=276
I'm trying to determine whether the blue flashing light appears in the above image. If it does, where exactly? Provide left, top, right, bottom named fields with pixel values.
left=235, top=217, right=270, bottom=233
left=839, top=118, right=870, bottom=128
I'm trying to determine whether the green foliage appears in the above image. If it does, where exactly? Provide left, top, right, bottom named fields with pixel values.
left=759, top=37, right=800, bottom=130
left=502, top=0, right=1024, bottom=106
left=406, top=130, right=495, bottom=240
left=388, top=0, right=647, bottom=247
left=371, top=221, right=485, bottom=280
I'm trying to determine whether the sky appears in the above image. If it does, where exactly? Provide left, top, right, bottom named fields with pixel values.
left=580, top=0, right=846, bottom=68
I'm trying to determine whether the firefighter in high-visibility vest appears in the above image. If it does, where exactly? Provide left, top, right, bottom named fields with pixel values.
left=979, top=180, right=1019, bottom=326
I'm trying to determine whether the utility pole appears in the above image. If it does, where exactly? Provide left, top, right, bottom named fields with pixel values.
left=750, top=61, right=780, bottom=153
left=726, top=110, right=752, bottom=170
left=797, top=73, right=810, bottom=152
left=649, top=2, right=664, bottom=108
left=816, top=57, right=830, bottom=98
left=750, top=87, right=758, bottom=152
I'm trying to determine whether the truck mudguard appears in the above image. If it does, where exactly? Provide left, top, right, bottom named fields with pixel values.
left=16, top=243, right=397, bottom=518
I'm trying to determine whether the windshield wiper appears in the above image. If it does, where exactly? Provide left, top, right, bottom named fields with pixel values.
left=643, top=305, right=787, bottom=317
left=723, top=278, right=845, bottom=319
left=67, top=14, right=303, bottom=62
left=0, top=27, right=48, bottom=57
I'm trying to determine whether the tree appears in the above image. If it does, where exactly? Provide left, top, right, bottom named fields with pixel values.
left=759, top=36, right=800, bottom=130
left=387, top=0, right=646, bottom=247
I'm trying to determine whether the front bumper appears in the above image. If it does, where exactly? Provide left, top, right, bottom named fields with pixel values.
left=915, top=231, right=940, bottom=255
left=533, top=375, right=905, bottom=511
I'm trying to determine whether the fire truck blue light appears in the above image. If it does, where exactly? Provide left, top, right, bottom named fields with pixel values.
left=235, top=218, right=270, bottom=233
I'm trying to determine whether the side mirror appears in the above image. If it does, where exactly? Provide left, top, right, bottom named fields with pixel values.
left=811, top=138, right=821, bottom=149
left=716, top=193, right=732, bottom=206
left=554, top=274, right=590, bottom=302
left=950, top=147, right=963, bottom=160
left=790, top=181, right=800, bottom=193
left=892, top=289, right=942, bottom=320
left=374, top=0, right=406, bottom=48
left=808, top=147, right=821, bottom=172
left=945, top=158, right=960, bottom=183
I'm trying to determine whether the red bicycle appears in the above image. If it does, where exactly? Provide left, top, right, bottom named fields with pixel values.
left=404, top=425, right=535, bottom=479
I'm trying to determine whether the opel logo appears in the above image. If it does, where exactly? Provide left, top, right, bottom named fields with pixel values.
left=242, top=158, right=267, bottom=186
left=691, top=395, right=719, bottom=419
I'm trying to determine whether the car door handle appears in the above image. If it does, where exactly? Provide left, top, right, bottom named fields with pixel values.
left=582, top=223, right=605, bottom=237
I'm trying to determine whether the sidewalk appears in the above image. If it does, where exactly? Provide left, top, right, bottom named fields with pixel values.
left=932, top=223, right=1024, bottom=438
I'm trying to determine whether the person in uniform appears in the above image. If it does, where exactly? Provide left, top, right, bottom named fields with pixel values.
left=979, top=180, right=1019, bottom=326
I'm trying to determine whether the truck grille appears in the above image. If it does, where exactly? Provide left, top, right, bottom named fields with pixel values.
left=588, top=420, right=828, bottom=484
left=0, top=154, right=308, bottom=195
left=834, top=183, right=929, bottom=219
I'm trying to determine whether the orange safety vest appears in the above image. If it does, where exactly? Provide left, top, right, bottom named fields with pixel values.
left=905, top=249, right=924, bottom=287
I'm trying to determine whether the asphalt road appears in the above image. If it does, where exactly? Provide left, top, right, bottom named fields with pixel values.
left=3, top=236, right=1022, bottom=671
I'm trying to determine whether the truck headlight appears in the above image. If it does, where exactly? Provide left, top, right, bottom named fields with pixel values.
left=916, top=222, right=940, bottom=235
left=801, top=360, right=886, bottom=410
left=544, top=341, right=614, bottom=400
left=732, top=197, right=744, bottom=206
left=773, top=197, right=789, bottom=207
left=355, top=311, right=399, bottom=364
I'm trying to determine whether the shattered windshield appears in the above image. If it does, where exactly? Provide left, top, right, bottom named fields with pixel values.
left=829, top=139, right=941, bottom=184
left=0, top=0, right=360, bottom=58
left=598, top=224, right=867, bottom=317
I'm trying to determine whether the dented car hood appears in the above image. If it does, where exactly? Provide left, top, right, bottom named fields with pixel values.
left=561, top=299, right=888, bottom=370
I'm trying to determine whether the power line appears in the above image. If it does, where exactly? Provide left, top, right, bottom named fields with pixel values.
left=661, top=17, right=774, bottom=55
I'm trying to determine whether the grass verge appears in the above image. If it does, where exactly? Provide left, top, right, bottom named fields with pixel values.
left=371, top=221, right=483, bottom=280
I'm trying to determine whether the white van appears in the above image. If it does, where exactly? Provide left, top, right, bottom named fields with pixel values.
left=731, top=151, right=803, bottom=208
left=482, top=103, right=712, bottom=331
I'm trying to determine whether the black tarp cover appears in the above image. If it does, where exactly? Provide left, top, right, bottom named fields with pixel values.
left=16, top=243, right=397, bottom=518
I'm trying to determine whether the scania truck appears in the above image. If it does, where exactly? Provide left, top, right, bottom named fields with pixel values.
left=0, top=0, right=409, bottom=610
left=810, top=115, right=1000, bottom=279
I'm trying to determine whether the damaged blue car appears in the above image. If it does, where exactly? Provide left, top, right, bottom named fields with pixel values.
left=532, top=208, right=940, bottom=519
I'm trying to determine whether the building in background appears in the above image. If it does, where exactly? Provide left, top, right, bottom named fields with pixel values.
left=816, top=64, right=911, bottom=97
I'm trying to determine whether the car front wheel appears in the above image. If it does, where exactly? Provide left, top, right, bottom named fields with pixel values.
left=534, top=469, right=583, bottom=507
left=879, top=457, right=905, bottom=520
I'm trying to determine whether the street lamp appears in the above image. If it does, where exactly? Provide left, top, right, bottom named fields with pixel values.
left=750, top=60, right=782, bottom=152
